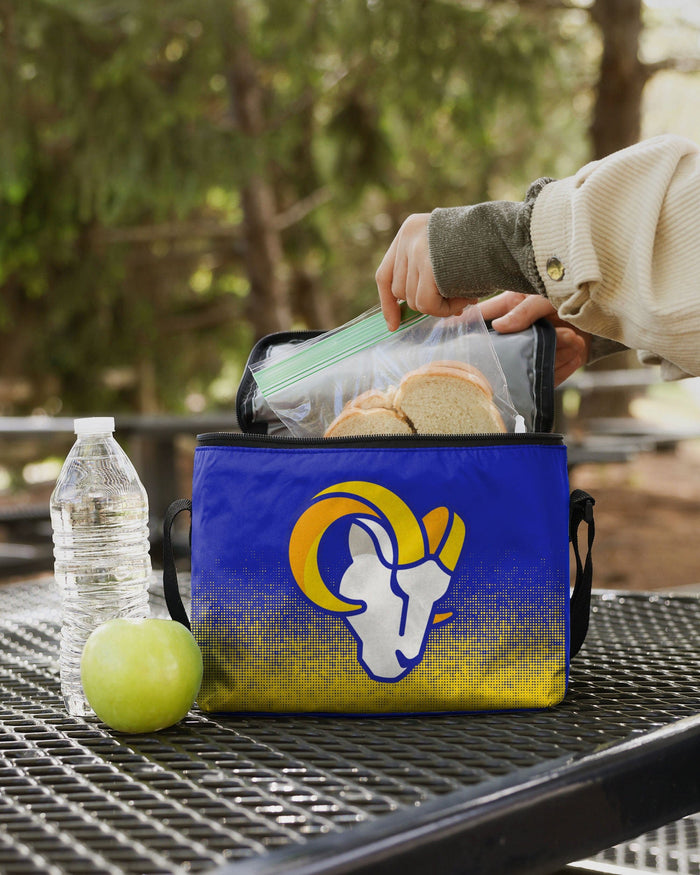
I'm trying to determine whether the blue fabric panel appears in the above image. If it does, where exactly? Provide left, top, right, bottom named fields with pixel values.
left=190, top=440, right=570, bottom=714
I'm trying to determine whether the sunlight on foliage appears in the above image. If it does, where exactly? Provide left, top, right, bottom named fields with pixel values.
left=0, top=0, right=693, bottom=417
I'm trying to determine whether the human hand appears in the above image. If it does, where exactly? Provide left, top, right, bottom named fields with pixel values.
left=479, top=291, right=591, bottom=386
left=375, top=213, right=476, bottom=331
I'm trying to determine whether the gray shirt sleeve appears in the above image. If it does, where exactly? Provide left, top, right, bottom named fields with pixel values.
left=428, top=179, right=632, bottom=367
left=427, top=178, right=553, bottom=299
left=589, top=336, right=628, bottom=363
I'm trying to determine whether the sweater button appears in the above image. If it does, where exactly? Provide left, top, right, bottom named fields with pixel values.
left=546, top=256, right=565, bottom=281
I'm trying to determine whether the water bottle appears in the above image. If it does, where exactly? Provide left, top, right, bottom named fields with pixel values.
left=50, top=417, right=151, bottom=716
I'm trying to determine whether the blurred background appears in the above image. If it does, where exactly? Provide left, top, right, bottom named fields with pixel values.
left=1, top=0, right=700, bottom=585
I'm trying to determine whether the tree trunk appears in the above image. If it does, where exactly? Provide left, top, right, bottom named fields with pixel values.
left=222, top=3, right=292, bottom=339
left=290, top=268, right=334, bottom=330
left=589, top=0, right=647, bottom=160
left=578, top=0, right=649, bottom=421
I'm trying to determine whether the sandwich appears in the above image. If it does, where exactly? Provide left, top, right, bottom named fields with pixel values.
left=323, top=361, right=506, bottom=437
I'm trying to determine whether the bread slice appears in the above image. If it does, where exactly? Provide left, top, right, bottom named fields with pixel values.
left=323, top=362, right=505, bottom=437
left=413, top=360, right=494, bottom=399
left=352, top=386, right=396, bottom=410
left=324, top=406, right=413, bottom=437
left=393, top=369, right=505, bottom=435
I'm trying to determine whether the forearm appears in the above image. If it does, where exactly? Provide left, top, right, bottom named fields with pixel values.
left=428, top=134, right=700, bottom=377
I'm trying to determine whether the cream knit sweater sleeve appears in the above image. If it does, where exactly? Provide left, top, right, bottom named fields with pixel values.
left=531, top=134, right=700, bottom=377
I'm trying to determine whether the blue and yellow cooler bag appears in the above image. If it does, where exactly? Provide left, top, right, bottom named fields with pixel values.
left=162, top=324, right=595, bottom=714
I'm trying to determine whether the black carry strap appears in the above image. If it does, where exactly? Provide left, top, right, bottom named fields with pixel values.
left=162, top=498, right=192, bottom=630
left=569, top=489, right=596, bottom=658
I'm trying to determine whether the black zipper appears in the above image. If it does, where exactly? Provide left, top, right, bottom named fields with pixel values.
left=196, top=431, right=564, bottom=448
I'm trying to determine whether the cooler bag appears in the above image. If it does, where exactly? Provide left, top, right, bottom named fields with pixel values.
left=162, top=322, right=595, bottom=715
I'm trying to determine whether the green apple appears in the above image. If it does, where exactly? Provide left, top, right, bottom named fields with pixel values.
left=81, top=617, right=203, bottom=733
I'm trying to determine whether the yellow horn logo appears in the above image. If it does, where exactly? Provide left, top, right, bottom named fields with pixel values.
left=288, top=480, right=465, bottom=615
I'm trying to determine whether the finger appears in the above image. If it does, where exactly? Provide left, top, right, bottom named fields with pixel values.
left=375, top=233, right=397, bottom=296
left=436, top=295, right=477, bottom=318
left=390, top=240, right=409, bottom=303
left=404, top=260, right=420, bottom=312
left=555, top=355, right=584, bottom=386
left=553, top=329, right=588, bottom=385
left=554, top=350, right=583, bottom=384
left=411, top=265, right=476, bottom=317
left=412, top=271, right=436, bottom=314
left=376, top=239, right=402, bottom=331
left=490, top=295, right=556, bottom=333
left=378, top=281, right=402, bottom=331
left=556, top=327, right=588, bottom=357
left=478, top=291, right=526, bottom=322
left=412, top=271, right=452, bottom=317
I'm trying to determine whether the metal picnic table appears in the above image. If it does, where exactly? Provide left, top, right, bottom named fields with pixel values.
left=0, top=574, right=698, bottom=874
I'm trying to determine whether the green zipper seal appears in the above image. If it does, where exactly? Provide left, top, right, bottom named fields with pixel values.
left=252, top=305, right=427, bottom=397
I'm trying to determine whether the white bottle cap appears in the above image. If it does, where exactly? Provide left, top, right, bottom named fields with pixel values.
left=74, top=417, right=116, bottom=435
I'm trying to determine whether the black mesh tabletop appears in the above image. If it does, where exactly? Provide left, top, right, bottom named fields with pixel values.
left=0, top=576, right=698, bottom=875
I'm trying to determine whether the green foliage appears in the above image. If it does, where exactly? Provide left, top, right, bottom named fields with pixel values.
left=0, top=0, right=593, bottom=415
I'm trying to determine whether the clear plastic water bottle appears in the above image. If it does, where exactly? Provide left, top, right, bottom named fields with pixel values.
left=50, top=417, right=151, bottom=716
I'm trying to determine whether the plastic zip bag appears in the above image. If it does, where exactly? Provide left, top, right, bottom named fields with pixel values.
left=250, top=305, right=520, bottom=438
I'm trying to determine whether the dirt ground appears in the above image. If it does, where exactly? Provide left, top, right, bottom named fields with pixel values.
left=570, top=442, right=700, bottom=591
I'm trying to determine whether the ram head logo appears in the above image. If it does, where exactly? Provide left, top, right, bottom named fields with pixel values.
left=288, top=481, right=465, bottom=682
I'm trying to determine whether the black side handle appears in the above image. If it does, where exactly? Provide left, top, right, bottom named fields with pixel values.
left=162, top=498, right=192, bottom=629
left=569, top=489, right=596, bottom=658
